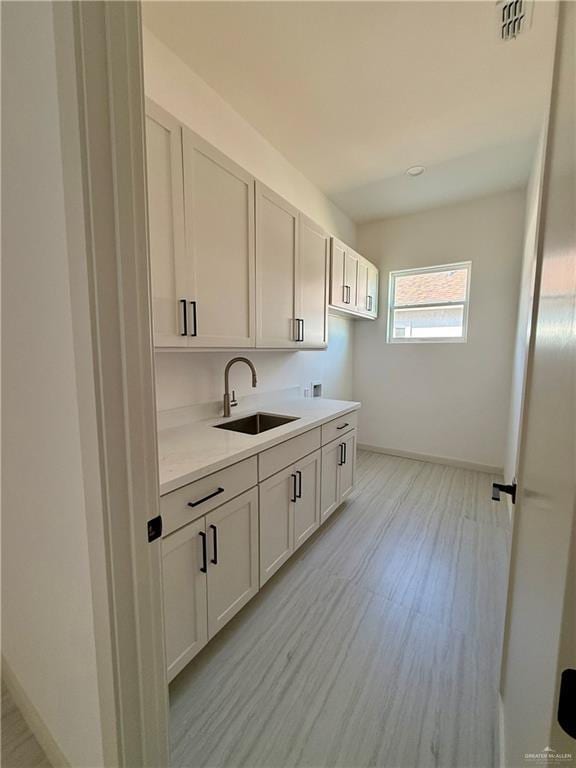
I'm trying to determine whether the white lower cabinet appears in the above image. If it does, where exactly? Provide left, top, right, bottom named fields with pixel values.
left=320, top=429, right=357, bottom=523
left=161, top=487, right=259, bottom=682
left=259, top=465, right=295, bottom=585
left=161, top=422, right=357, bottom=681
left=205, top=488, right=259, bottom=637
left=259, top=449, right=321, bottom=586
left=161, top=518, right=208, bottom=682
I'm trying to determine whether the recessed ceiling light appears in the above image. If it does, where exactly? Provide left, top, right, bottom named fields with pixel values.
left=406, top=165, right=425, bottom=177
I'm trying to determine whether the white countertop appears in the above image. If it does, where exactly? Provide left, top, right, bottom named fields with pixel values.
left=158, top=397, right=360, bottom=495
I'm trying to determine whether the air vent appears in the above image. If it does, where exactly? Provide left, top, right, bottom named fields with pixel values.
left=496, top=0, right=533, bottom=41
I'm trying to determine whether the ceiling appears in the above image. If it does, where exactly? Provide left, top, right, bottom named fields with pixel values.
left=142, top=1, right=557, bottom=222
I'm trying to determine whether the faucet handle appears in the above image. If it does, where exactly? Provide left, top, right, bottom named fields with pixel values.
left=230, top=390, right=238, bottom=407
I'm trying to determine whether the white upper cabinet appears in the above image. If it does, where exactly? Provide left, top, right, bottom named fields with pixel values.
left=183, top=129, right=256, bottom=347
left=365, top=261, right=379, bottom=318
left=329, top=238, right=379, bottom=319
left=356, top=258, right=369, bottom=315
left=330, top=237, right=348, bottom=309
left=297, top=215, right=329, bottom=348
left=255, top=182, right=299, bottom=348
left=145, top=100, right=188, bottom=347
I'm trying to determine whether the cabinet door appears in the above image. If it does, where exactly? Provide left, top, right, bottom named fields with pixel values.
left=339, top=431, right=357, bottom=503
left=366, top=262, right=379, bottom=318
left=161, top=518, right=208, bottom=682
left=293, top=450, right=321, bottom=550
left=256, top=182, right=298, bottom=348
left=297, top=215, right=328, bottom=348
left=183, top=129, right=255, bottom=347
left=259, top=465, right=295, bottom=585
left=356, top=258, right=369, bottom=314
left=205, top=488, right=259, bottom=638
left=344, top=249, right=359, bottom=311
left=321, top=439, right=341, bottom=523
left=330, top=238, right=347, bottom=309
left=145, top=100, right=188, bottom=348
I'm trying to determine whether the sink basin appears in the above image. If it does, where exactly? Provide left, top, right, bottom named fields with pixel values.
left=214, top=412, right=299, bottom=435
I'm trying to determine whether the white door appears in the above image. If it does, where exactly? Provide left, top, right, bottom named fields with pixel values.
left=330, top=238, right=347, bottom=309
left=161, top=518, right=208, bottom=682
left=205, top=488, right=259, bottom=639
left=297, top=215, right=328, bottom=348
left=293, top=450, right=321, bottom=550
left=259, top=465, right=295, bottom=584
left=320, top=439, right=341, bottom=523
left=501, top=7, right=576, bottom=761
left=255, top=182, right=298, bottom=348
left=339, top=431, right=356, bottom=503
left=183, top=129, right=255, bottom=347
left=145, top=100, right=188, bottom=348
left=356, top=258, right=369, bottom=315
left=366, top=262, right=379, bottom=318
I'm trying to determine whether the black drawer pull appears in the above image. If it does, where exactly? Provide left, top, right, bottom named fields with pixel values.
left=179, top=299, right=188, bottom=336
left=336, top=423, right=349, bottom=430
left=290, top=474, right=297, bottom=503
left=199, top=531, right=207, bottom=573
left=189, top=301, right=198, bottom=337
left=188, top=487, right=224, bottom=508
left=209, top=524, right=218, bottom=565
left=296, top=470, right=302, bottom=499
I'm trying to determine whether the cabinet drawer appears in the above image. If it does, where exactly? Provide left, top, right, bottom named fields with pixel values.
left=161, top=457, right=258, bottom=536
left=321, top=411, right=357, bottom=445
left=258, top=427, right=321, bottom=481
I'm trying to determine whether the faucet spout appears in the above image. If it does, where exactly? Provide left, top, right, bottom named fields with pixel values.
left=223, top=357, right=258, bottom=417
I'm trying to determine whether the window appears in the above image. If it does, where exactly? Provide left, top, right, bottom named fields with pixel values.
left=387, top=262, right=471, bottom=343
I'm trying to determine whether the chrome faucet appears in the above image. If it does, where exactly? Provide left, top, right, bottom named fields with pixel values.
left=223, top=357, right=257, bottom=417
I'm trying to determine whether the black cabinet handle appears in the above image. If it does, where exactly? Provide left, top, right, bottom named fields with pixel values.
left=179, top=299, right=188, bottom=336
left=299, top=318, right=305, bottom=342
left=338, top=443, right=344, bottom=466
left=296, top=470, right=302, bottom=499
left=199, top=531, right=207, bottom=573
left=336, top=423, right=349, bottom=430
left=342, top=285, right=347, bottom=304
left=188, top=487, right=224, bottom=508
left=346, top=285, right=352, bottom=304
left=209, top=524, right=218, bottom=565
left=189, top=301, right=198, bottom=337
left=343, top=442, right=347, bottom=464
left=290, top=473, right=297, bottom=503
left=367, top=295, right=373, bottom=311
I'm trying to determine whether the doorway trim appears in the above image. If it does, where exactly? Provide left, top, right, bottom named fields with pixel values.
left=66, top=2, right=170, bottom=764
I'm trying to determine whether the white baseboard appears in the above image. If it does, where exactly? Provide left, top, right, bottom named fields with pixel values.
left=357, top=443, right=502, bottom=475
left=499, top=692, right=506, bottom=768
left=2, top=655, right=70, bottom=767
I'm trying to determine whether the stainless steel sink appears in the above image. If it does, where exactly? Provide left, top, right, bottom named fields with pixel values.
left=214, top=412, right=299, bottom=435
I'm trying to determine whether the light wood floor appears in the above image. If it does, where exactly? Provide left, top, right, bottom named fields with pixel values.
left=1, top=682, right=51, bottom=768
left=171, top=450, right=510, bottom=768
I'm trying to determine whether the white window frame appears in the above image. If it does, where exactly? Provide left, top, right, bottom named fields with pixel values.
left=387, top=261, right=472, bottom=344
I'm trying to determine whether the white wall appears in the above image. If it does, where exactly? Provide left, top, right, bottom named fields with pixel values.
left=503, top=129, right=547, bottom=481
left=143, top=28, right=357, bottom=414
left=155, top=315, right=353, bottom=411
left=354, top=189, right=526, bottom=470
left=2, top=4, right=105, bottom=765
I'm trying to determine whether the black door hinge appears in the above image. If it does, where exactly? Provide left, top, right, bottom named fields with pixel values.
left=147, top=515, right=163, bottom=543
left=492, top=481, right=517, bottom=504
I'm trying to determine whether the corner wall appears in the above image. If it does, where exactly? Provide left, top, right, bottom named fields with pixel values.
left=354, top=189, right=526, bottom=470
left=142, top=28, right=357, bottom=413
